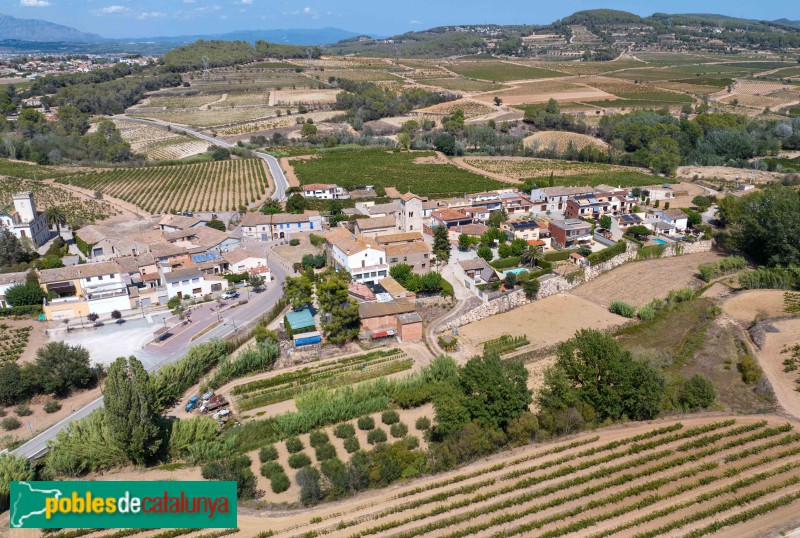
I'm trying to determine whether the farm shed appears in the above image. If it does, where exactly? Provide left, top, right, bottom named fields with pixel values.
left=284, top=308, right=317, bottom=337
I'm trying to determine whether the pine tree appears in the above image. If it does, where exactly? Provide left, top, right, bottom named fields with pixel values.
left=103, top=356, right=162, bottom=464
left=433, top=226, right=451, bottom=265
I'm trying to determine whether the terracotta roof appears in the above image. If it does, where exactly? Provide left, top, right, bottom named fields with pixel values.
left=39, top=261, right=122, bottom=283
left=355, top=216, right=397, bottom=231
left=570, top=253, right=585, bottom=259
left=385, top=242, right=430, bottom=257
left=528, top=239, right=546, bottom=246
left=432, top=209, right=470, bottom=222
left=348, top=282, right=375, bottom=301
left=240, top=212, right=273, bottom=227
left=325, top=228, right=383, bottom=256
left=401, top=192, right=424, bottom=202
left=454, top=223, right=489, bottom=236
left=358, top=298, right=415, bottom=319
left=158, top=214, right=203, bottom=230
left=269, top=211, right=321, bottom=224
left=375, top=232, right=424, bottom=244
left=378, top=276, right=407, bottom=298
left=164, top=267, right=203, bottom=282
left=222, top=247, right=267, bottom=265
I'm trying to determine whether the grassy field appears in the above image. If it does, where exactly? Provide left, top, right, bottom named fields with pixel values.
left=0, top=158, right=71, bottom=179
left=57, top=159, right=270, bottom=213
left=291, top=149, right=508, bottom=197
left=422, top=77, right=504, bottom=92
left=448, top=62, right=568, bottom=82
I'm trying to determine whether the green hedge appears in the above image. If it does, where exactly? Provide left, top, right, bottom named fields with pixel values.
left=74, top=234, right=95, bottom=258
left=440, top=278, right=454, bottom=298
left=587, top=240, right=626, bottom=266
left=0, top=305, right=43, bottom=317
left=489, top=256, right=521, bottom=270
left=224, top=272, right=249, bottom=284
left=543, top=249, right=580, bottom=262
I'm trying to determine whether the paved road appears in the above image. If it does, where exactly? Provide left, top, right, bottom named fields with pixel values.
left=114, top=116, right=289, bottom=202
left=12, top=248, right=291, bottom=460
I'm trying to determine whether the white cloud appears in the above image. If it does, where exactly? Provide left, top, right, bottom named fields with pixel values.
left=20, top=0, right=50, bottom=6
left=283, top=6, right=321, bottom=18
left=238, top=0, right=254, bottom=4
left=409, top=19, right=422, bottom=24
left=136, top=11, right=166, bottom=19
left=96, top=5, right=130, bottom=14
left=182, top=0, right=196, bottom=3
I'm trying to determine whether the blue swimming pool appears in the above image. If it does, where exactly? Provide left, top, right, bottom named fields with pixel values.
left=652, top=238, right=668, bottom=245
left=504, top=268, right=529, bottom=275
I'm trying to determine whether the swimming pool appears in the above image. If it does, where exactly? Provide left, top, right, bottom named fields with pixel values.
left=651, top=238, right=668, bottom=245
left=504, top=268, right=529, bottom=275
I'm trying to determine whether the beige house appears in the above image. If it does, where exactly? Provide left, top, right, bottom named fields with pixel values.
left=354, top=216, right=399, bottom=238
left=385, top=242, right=431, bottom=274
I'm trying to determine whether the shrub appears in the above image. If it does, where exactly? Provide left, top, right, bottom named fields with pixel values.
left=357, top=416, right=375, bottom=431
left=738, top=355, right=762, bottom=384
left=270, top=471, right=290, bottom=493
left=404, top=435, right=420, bottom=450
left=285, top=436, right=303, bottom=453
left=587, top=240, right=626, bottom=266
left=0, top=408, right=5, bottom=417
left=43, top=400, right=61, bottom=414
left=259, top=445, right=279, bottom=463
left=201, top=454, right=258, bottom=500
left=260, top=461, right=283, bottom=478
left=390, top=422, right=408, bottom=438
left=14, top=404, right=32, bottom=417
left=333, top=423, right=355, bottom=439
left=289, top=238, right=300, bottom=246
left=343, top=436, right=360, bottom=453
left=1, top=417, right=20, bottom=430
left=637, top=305, right=656, bottom=321
left=309, top=233, right=324, bottom=247
left=288, top=453, right=311, bottom=469
left=609, top=301, right=636, bottom=318
left=381, top=410, right=399, bottom=425
left=415, top=417, right=431, bottom=431
left=314, top=443, right=336, bottom=461
left=309, top=430, right=329, bottom=447
left=679, top=374, right=717, bottom=410
left=507, top=412, right=540, bottom=446
left=367, top=428, right=387, bottom=445
left=523, top=279, right=540, bottom=299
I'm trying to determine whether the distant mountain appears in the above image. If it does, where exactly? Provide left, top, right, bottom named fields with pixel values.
left=775, top=18, right=800, bottom=26
left=0, top=13, right=101, bottom=42
left=120, top=28, right=362, bottom=47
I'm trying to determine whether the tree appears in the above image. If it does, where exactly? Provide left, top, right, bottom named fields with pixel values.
left=520, top=246, right=538, bottom=267
left=682, top=208, right=702, bottom=228
left=0, top=363, right=30, bottom=406
left=87, top=312, right=100, bottom=325
left=599, top=215, right=612, bottom=230
left=692, top=195, right=712, bottom=212
left=206, top=219, right=226, bottom=231
left=284, top=275, right=314, bottom=309
left=25, top=342, right=97, bottom=397
left=286, top=194, right=307, bottom=214
left=432, top=382, right=470, bottom=439
left=647, top=136, right=681, bottom=176
left=0, top=453, right=33, bottom=509
left=493, top=96, right=503, bottom=106
left=442, top=108, right=465, bottom=133
left=504, top=272, right=517, bottom=288
left=111, top=310, right=122, bottom=322
left=260, top=199, right=282, bottom=214
left=103, top=356, right=161, bottom=464
left=45, top=206, right=67, bottom=235
left=460, top=353, right=531, bottom=430
left=300, top=123, right=318, bottom=139
left=523, top=278, right=540, bottom=299
left=679, top=374, right=716, bottom=410
left=487, top=208, right=508, bottom=228
left=626, top=225, right=652, bottom=239
left=540, top=329, right=665, bottom=422
left=4, top=283, right=45, bottom=307
left=248, top=273, right=266, bottom=291
left=477, top=245, right=493, bottom=262
left=210, top=147, right=231, bottom=161
left=397, top=131, right=411, bottom=150
left=389, top=263, right=413, bottom=286
left=432, top=226, right=451, bottom=265
left=296, top=466, right=323, bottom=506
left=730, top=187, right=800, bottom=267
left=0, top=229, right=27, bottom=267
left=317, top=277, right=360, bottom=344
left=458, top=234, right=474, bottom=251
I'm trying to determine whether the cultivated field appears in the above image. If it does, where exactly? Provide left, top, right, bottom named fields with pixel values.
left=446, top=61, right=568, bottom=82
left=572, top=251, right=724, bottom=308
left=416, top=98, right=496, bottom=118
left=113, top=120, right=209, bottom=160
left=268, top=89, right=341, bottom=106
left=0, top=176, right=118, bottom=225
left=476, top=80, right=616, bottom=106
left=226, top=415, right=800, bottom=537
left=459, top=156, right=655, bottom=186
left=290, top=149, right=507, bottom=197
left=524, top=131, right=609, bottom=153
left=754, top=318, right=800, bottom=420
left=56, top=159, right=271, bottom=213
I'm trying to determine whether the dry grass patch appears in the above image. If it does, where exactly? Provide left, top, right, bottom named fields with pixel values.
left=269, top=89, right=341, bottom=106
left=524, top=131, right=609, bottom=153
left=721, top=290, right=789, bottom=324
left=461, top=156, right=631, bottom=180
left=416, top=99, right=495, bottom=118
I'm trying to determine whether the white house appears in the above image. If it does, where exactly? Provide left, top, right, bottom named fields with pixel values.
left=223, top=248, right=271, bottom=280
left=162, top=267, right=225, bottom=300
left=325, top=228, right=388, bottom=284
left=302, top=183, right=349, bottom=199
left=529, top=186, right=597, bottom=216
left=0, top=192, right=50, bottom=247
left=240, top=211, right=323, bottom=240
left=39, top=261, right=133, bottom=320
left=656, top=209, right=689, bottom=231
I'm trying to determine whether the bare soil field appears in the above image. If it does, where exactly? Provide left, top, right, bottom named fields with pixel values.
left=268, top=89, right=340, bottom=106
left=571, top=251, right=724, bottom=308
left=754, top=318, right=800, bottom=420
left=722, top=290, right=790, bottom=324
left=677, top=165, right=786, bottom=183
left=271, top=231, right=323, bottom=265
left=460, top=156, right=633, bottom=180
left=475, top=85, right=615, bottom=106
left=459, top=293, right=627, bottom=351
left=524, top=131, right=609, bottom=153
left=415, top=98, right=496, bottom=118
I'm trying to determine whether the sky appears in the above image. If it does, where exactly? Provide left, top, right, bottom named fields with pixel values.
left=3, top=0, right=799, bottom=39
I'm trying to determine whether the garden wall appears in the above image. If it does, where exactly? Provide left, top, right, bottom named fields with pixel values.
left=440, top=240, right=713, bottom=332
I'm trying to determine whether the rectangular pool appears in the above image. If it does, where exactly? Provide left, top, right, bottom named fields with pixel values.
left=503, top=268, right=530, bottom=275
left=652, top=238, right=668, bottom=245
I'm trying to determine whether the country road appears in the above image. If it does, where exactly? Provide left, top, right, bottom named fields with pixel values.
left=10, top=118, right=294, bottom=459
left=113, top=115, right=290, bottom=202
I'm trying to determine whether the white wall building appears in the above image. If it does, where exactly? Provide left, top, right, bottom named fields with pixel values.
left=0, top=191, right=50, bottom=247
left=325, top=228, right=388, bottom=285
left=162, top=267, right=225, bottom=300
left=302, top=183, right=350, bottom=200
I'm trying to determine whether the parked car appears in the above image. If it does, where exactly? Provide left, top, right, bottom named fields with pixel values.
left=185, top=396, right=199, bottom=412
left=221, top=290, right=239, bottom=300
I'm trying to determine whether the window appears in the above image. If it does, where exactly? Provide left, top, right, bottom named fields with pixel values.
left=409, top=211, right=414, bottom=217
left=192, top=278, right=200, bottom=283
left=390, top=257, right=398, bottom=263
left=98, top=275, right=103, bottom=281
